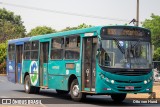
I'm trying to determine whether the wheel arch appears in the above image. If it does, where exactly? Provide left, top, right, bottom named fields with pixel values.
left=68, top=74, right=77, bottom=91
left=23, top=72, right=29, bottom=84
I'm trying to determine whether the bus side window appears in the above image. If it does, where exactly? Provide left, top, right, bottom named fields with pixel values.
left=31, top=41, right=39, bottom=60
left=51, top=37, right=64, bottom=60
left=24, top=42, right=31, bottom=60
left=65, top=35, right=80, bottom=60
left=8, top=44, right=15, bottom=60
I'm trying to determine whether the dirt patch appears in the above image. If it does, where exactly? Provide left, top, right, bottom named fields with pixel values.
left=127, top=84, right=160, bottom=98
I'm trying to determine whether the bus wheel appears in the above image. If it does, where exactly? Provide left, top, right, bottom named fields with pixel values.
left=70, top=79, right=85, bottom=101
left=56, top=90, right=69, bottom=94
left=111, top=93, right=126, bottom=103
left=24, top=75, right=34, bottom=94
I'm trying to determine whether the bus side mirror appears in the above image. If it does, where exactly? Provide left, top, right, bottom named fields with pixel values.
left=97, top=39, right=102, bottom=56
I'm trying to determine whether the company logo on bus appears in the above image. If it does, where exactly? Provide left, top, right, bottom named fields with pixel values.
left=30, top=61, right=38, bottom=86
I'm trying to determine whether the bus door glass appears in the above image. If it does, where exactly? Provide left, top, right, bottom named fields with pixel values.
left=82, top=37, right=97, bottom=92
left=40, top=42, right=49, bottom=86
left=16, top=45, right=23, bottom=83
left=7, top=44, right=16, bottom=83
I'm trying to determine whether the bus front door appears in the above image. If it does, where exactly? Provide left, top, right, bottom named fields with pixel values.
left=15, top=45, right=23, bottom=83
left=40, top=42, right=49, bottom=87
left=82, top=37, right=97, bottom=92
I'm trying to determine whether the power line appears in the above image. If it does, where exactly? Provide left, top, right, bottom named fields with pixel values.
left=0, top=2, right=131, bottom=22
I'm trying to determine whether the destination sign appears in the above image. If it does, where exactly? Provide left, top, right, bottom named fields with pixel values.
left=101, top=27, right=150, bottom=37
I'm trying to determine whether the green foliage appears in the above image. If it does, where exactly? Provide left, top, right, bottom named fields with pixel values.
left=0, top=42, right=7, bottom=74
left=142, top=14, right=160, bottom=49
left=0, top=8, right=26, bottom=74
left=142, top=14, right=160, bottom=61
left=0, top=8, right=26, bottom=42
left=27, top=26, right=56, bottom=36
left=61, top=23, right=92, bottom=32
left=153, top=48, right=160, bottom=61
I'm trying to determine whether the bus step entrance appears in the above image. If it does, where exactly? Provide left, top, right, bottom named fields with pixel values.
left=40, top=86, right=49, bottom=89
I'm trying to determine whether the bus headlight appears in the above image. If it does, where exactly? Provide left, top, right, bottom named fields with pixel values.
left=111, top=80, right=114, bottom=84
left=144, top=80, right=147, bottom=84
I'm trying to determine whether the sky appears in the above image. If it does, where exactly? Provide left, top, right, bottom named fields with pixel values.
left=0, top=0, right=160, bottom=33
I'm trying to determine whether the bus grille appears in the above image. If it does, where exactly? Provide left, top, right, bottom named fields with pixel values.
left=115, top=80, right=143, bottom=83
left=111, top=71, right=150, bottom=76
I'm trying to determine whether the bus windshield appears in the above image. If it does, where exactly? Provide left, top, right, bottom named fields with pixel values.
left=99, top=39, right=152, bottom=69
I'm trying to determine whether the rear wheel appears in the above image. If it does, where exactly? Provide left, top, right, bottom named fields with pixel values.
left=56, top=90, right=69, bottom=94
left=70, top=79, right=85, bottom=101
left=111, top=93, right=127, bottom=103
left=24, top=75, right=39, bottom=94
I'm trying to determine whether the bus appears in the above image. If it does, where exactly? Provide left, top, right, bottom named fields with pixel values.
left=7, top=26, right=153, bottom=102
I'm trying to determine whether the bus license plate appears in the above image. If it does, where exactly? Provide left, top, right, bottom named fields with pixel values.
left=125, top=86, right=134, bottom=90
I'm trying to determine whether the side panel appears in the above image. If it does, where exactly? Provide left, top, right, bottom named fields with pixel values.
left=22, top=60, right=39, bottom=86
left=7, top=44, right=16, bottom=83
left=7, top=61, right=16, bottom=83
left=17, top=63, right=22, bottom=83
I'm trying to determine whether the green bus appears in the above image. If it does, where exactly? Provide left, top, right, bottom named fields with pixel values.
left=7, top=26, right=153, bottom=102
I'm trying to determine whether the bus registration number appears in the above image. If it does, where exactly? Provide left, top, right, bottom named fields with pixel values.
left=125, top=86, right=134, bottom=90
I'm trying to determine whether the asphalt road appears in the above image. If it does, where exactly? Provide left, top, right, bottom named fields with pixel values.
left=0, top=76, right=159, bottom=107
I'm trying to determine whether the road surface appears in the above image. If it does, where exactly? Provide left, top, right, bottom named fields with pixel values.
left=0, top=76, right=159, bottom=107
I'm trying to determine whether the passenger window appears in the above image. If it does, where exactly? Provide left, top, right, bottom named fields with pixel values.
left=24, top=42, right=31, bottom=60
left=31, top=41, right=39, bottom=60
left=8, top=44, right=15, bottom=60
left=65, top=36, right=80, bottom=60
left=51, top=37, right=64, bottom=59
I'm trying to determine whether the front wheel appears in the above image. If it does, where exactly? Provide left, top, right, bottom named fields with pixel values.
left=70, top=79, right=85, bottom=101
left=111, top=93, right=127, bottom=103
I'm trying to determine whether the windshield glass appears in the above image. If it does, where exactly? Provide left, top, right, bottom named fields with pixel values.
left=99, top=39, right=152, bottom=69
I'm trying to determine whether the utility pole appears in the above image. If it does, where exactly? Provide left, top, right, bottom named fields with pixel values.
left=136, top=0, right=139, bottom=26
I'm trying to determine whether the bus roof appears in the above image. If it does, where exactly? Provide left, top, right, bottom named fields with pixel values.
left=8, top=37, right=31, bottom=44
left=8, top=25, right=150, bottom=44
left=30, top=26, right=102, bottom=41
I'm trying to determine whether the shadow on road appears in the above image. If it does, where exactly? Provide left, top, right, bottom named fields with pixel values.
left=12, top=89, right=146, bottom=106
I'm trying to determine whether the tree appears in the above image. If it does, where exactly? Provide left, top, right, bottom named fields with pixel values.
left=27, top=26, right=56, bottom=36
left=0, top=42, right=7, bottom=74
left=142, top=14, right=160, bottom=60
left=61, top=23, right=92, bottom=32
left=142, top=14, right=160, bottom=49
left=0, top=8, right=26, bottom=42
left=154, top=47, right=160, bottom=61
left=0, top=8, right=26, bottom=74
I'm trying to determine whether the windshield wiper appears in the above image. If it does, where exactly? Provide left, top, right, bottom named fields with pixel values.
left=130, top=39, right=141, bottom=57
left=113, top=38, right=125, bottom=54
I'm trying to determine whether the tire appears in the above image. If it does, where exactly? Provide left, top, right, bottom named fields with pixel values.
left=70, top=79, right=85, bottom=101
left=56, top=90, right=69, bottom=94
left=111, top=93, right=127, bottom=103
left=24, top=75, right=39, bottom=94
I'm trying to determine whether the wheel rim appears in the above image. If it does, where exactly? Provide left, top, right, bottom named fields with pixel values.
left=72, top=85, right=79, bottom=97
left=25, top=80, right=29, bottom=91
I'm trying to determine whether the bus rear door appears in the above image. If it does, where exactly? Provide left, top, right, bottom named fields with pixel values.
left=82, top=37, right=97, bottom=92
left=15, top=45, right=23, bottom=83
left=39, top=41, right=49, bottom=87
